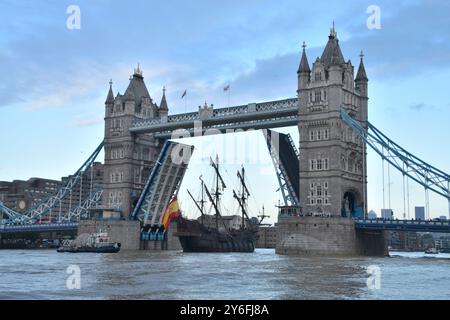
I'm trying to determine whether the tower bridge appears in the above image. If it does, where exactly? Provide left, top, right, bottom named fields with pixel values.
left=1, top=26, right=450, bottom=255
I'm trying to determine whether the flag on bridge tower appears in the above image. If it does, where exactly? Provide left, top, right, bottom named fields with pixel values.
left=224, top=83, right=231, bottom=107
left=181, top=90, right=187, bottom=112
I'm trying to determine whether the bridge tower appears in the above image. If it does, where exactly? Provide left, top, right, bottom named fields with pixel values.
left=103, top=66, right=167, bottom=219
left=297, top=26, right=369, bottom=218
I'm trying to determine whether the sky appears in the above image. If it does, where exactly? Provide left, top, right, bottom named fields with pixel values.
left=1, top=0, right=449, bottom=224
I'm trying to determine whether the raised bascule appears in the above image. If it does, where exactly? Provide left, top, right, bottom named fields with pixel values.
left=1, top=26, right=450, bottom=255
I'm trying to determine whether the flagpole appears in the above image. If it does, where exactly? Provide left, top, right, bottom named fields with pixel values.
left=228, top=83, right=230, bottom=108
left=181, top=89, right=187, bottom=113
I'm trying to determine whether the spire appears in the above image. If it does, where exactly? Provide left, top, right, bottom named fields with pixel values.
left=321, top=23, right=345, bottom=67
left=124, top=64, right=151, bottom=104
left=134, top=62, right=143, bottom=78
left=298, top=41, right=311, bottom=74
left=159, top=86, right=168, bottom=111
left=105, top=79, right=114, bottom=104
left=356, top=51, right=368, bottom=81
left=329, top=20, right=337, bottom=39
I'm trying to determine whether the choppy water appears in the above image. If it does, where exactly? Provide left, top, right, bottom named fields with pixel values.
left=0, top=249, right=449, bottom=300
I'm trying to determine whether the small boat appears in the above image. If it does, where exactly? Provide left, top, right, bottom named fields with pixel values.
left=57, top=230, right=121, bottom=253
left=424, top=247, right=438, bottom=255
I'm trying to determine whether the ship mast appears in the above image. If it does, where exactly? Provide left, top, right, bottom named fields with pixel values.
left=233, top=166, right=252, bottom=230
left=210, top=155, right=226, bottom=230
left=201, top=176, right=228, bottom=232
left=187, top=177, right=206, bottom=225
left=258, top=205, right=270, bottom=225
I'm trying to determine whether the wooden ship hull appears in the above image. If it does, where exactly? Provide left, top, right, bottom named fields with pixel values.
left=175, top=217, right=256, bottom=253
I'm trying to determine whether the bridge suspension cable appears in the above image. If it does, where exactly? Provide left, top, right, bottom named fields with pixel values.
left=0, top=141, right=104, bottom=225
left=340, top=109, right=450, bottom=218
left=23, top=141, right=104, bottom=222
left=59, top=190, right=103, bottom=223
left=0, top=202, right=29, bottom=224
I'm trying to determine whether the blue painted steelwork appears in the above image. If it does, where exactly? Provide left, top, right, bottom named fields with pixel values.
left=130, top=141, right=194, bottom=225
left=130, top=98, right=299, bottom=137
left=24, top=141, right=104, bottom=222
left=0, top=202, right=28, bottom=225
left=355, top=219, right=450, bottom=233
left=263, top=129, right=300, bottom=207
left=0, top=142, right=104, bottom=225
left=0, top=222, right=78, bottom=234
left=141, top=230, right=166, bottom=241
left=131, top=141, right=172, bottom=222
left=59, top=190, right=103, bottom=222
left=340, top=109, right=450, bottom=214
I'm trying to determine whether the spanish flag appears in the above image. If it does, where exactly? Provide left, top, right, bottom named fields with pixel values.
left=161, top=196, right=181, bottom=230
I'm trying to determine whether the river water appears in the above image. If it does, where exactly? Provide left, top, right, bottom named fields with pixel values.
left=0, top=249, right=449, bottom=300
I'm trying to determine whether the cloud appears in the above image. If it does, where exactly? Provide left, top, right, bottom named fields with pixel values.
left=342, top=0, right=450, bottom=79
left=1, top=0, right=450, bottom=114
left=71, top=115, right=103, bottom=128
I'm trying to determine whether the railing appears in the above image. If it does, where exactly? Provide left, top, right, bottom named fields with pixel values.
left=131, top=98, right=298, bottom=131
left=354, top=218, right=450, bottom=232
left=0, top=222, right=78, bottom=233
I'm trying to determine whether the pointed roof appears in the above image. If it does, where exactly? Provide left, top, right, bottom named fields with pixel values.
left=298, top=42, right=311, bottom=74
left=159, top=86, right=168, bottom=111
left=320, top=23, right=345, bottom=67
left=105, top=79, right=114, bottom=104
left=356, top=51, right=368, bottom=81
left=124, top=64, right=151, bottom=104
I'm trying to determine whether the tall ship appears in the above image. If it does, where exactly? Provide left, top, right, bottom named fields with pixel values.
left=175, top=156, right=259, bottom=253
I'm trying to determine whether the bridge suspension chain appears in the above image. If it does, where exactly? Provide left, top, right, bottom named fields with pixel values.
left=341, top=109, right=450, bottom=217
left=24, top=141, right=104, bottom=222
left=0, top=142, right=104, bottom=225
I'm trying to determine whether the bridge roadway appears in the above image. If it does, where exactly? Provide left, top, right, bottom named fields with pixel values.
left=0, top=223, right=78, bottom=234
left=2, top=219, right=449, bottom=236
left=354, top=219, right=450, bottom=233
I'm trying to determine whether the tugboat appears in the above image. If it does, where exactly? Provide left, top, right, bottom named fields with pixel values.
left=57, top=230, right=121, bottom=253
left=424, top=247, right=439, bottom=255
left=175, top=156, right=259, bottom=253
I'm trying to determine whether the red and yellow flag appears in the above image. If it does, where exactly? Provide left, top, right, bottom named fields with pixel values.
left=161, top=196, right=181, bottom=230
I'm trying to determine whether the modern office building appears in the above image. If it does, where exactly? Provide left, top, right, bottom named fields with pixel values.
left=415, top=206, right=425, bottom=220
left=381, top=209, right=393, bottom=220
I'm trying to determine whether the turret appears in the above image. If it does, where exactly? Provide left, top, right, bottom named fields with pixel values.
left=159, top=86, right=169, bottom=118
left=105, top=79, right=114, bottom=105
left=297, top=42, right=311, bottom=92
left=355, top=51, right=369, bottom=125
left=355, top=51, right=368, bottom=97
